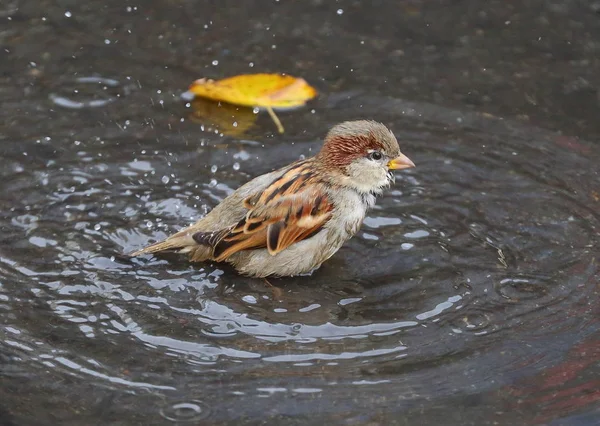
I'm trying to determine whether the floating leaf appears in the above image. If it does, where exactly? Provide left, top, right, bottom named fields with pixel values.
left=186, top=73, right=318, bottom=133
left=189, top=98, right=257, bottom=137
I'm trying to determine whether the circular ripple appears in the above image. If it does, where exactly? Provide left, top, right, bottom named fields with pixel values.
left=159, top=400, right=210, bottom=422
left=49, top=76, right=126, bottom=109
left=494, top=274, right=553, bottom=302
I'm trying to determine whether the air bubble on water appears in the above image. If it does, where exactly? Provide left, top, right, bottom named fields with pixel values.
left=210, top=165, right=218, bottom=173
left=74, top=140, right=81, bottom=146
left=253, top=107, right=260, bottom=114
left=212, top=60, right=219, bottom=66
left=64, top=11, right=72, bottom=17
left=94, top=224, right=101, bottom=231
left=337, top=9, right=344, bottom=15
left=161, top=175, right=170, bottom=184
left=299, top=154, right=306, bottom=160
left=156, top=89, right=162, bottom=94
left=233, top=162, right=240, bottom=170
left=146, top=221, right=153, bottom=228
left=208, top=179, right=217, bottom=187
left=249, top=62, right=254, bottom=67
left=104, top=39, right=111, bottom=45
left=232, top=121, right=238, bottom=127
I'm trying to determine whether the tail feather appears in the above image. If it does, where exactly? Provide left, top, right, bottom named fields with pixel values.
left=129, top=232, right=197, bottom=257
left=130, top=228, right=229, bottom=263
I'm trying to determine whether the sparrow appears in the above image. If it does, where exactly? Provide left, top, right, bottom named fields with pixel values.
left=130, top=120, right=415, bottom=277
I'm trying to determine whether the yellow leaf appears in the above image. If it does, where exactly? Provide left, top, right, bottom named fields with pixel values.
left=187, top=73, right=318, bottom=133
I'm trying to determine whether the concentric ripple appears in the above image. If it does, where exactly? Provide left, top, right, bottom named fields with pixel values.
left=0, top=97, right=598, bottom=423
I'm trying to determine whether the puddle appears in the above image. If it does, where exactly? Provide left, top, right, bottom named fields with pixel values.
left=1, top=1, right=599, bottom=425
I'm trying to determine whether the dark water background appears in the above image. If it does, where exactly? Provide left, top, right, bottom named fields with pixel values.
left=1, top=1, right=599, bottom=425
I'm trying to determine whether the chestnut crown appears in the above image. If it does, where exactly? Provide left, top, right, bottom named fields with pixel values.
left=317, top=120, right=401, bottom=169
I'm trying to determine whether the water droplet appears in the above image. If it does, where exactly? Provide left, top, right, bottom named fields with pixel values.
left=337, top=9, right=344, bottom=15
left=104, top=39, right=111, bottom=45
left=211, top=60, right=219, bottom=66
left=232, top=162, right=240, bottom=171
left=210, top=165, right=218, bottom=173
left=232, top=121, right=238, bottom=127
left=161, top=175, right=170, bottom=184
left=93, top=224, right=101, bottom=231
left=249, top=62, right=254, bottom=67
left=252, top=107, right=260, bottom=114
left=64, top=11, right=72, bottom=17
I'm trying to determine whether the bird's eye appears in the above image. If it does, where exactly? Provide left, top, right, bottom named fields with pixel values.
left=368, top=151, right=383, bottom=161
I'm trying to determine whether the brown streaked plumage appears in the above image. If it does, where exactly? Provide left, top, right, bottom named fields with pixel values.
left=130, top=120, right=415, bottom=277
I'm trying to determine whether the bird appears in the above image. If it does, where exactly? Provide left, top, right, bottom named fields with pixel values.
left=130, top=120, right=415, bottom=277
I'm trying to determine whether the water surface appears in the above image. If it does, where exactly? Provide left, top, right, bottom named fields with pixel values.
left=1, top=1, right=599, bottom=425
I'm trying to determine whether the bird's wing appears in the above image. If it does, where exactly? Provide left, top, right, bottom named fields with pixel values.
left=191, top=161, right=334, bottom=261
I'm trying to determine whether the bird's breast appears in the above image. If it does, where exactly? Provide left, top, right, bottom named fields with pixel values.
left=327, top=189, right=373, bottom=238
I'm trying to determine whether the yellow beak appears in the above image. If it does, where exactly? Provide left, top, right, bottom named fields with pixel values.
left=387, top=153, right=415, bottom=170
